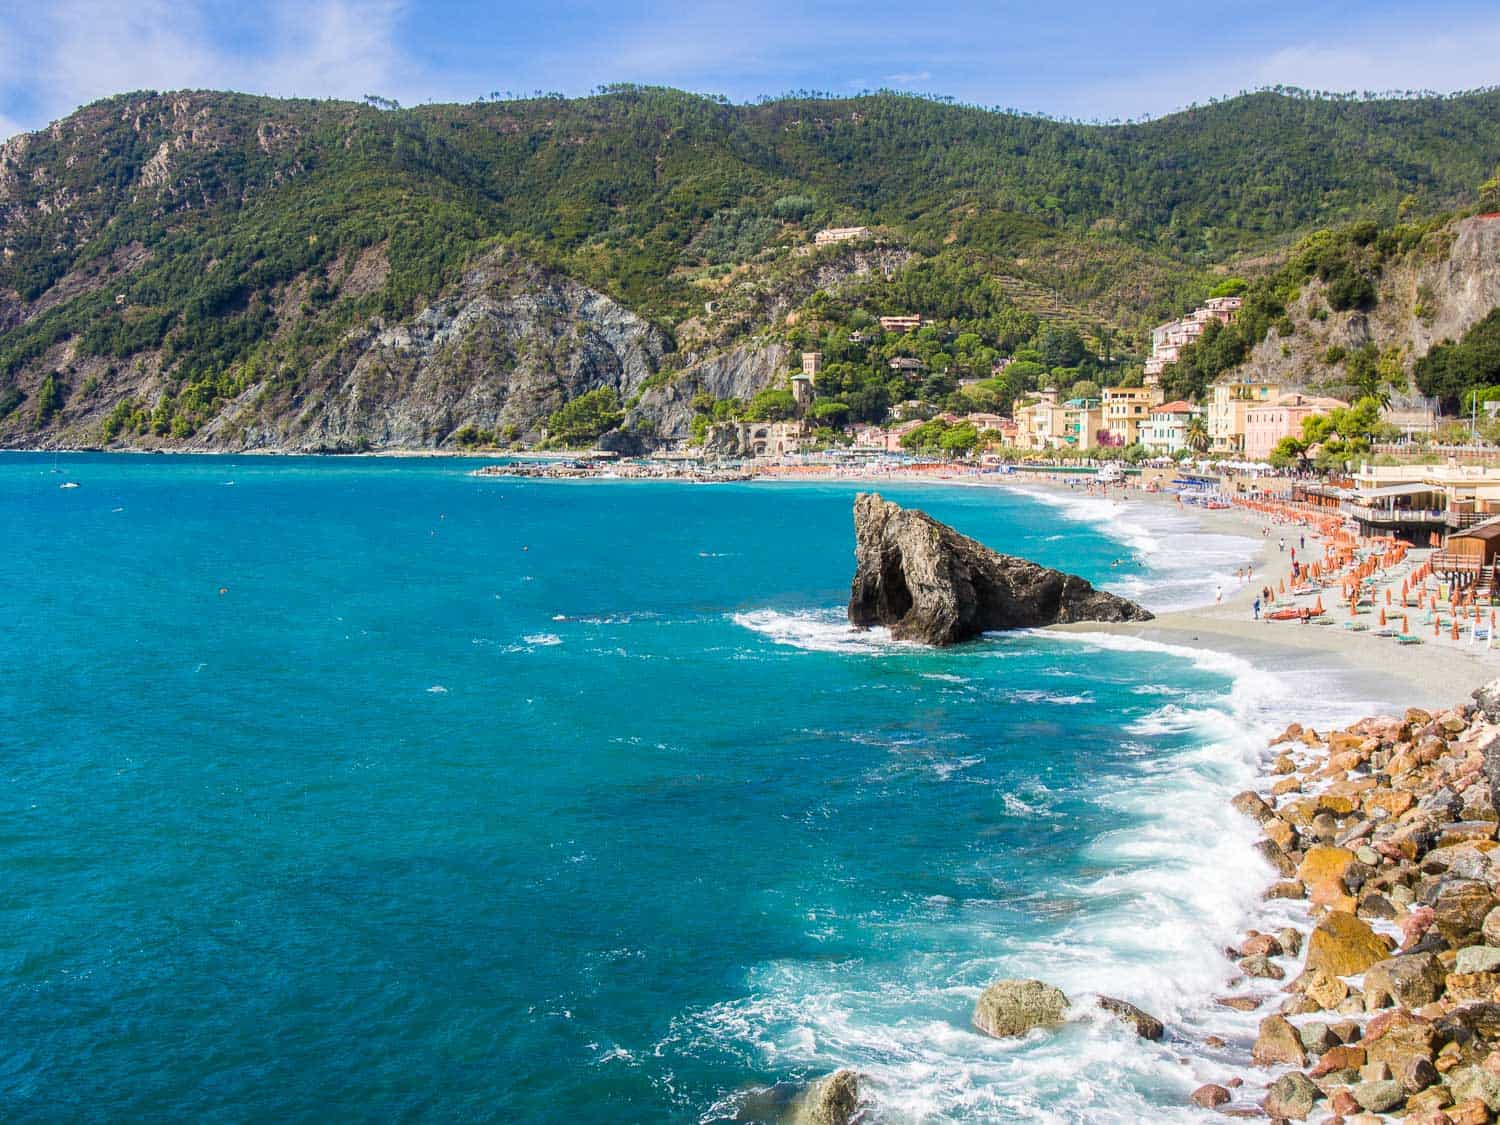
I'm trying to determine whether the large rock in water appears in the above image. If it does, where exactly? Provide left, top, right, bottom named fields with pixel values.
left=847, top=493, right=1152, bottom=645
left=973, top=979, right=1070, bottom=1038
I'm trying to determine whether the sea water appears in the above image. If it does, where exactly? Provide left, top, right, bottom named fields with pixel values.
left=0, top=456, right=1380, bottom=1121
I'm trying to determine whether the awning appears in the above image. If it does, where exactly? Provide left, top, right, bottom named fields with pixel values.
left=1353, top=483, right=1444, bottom=500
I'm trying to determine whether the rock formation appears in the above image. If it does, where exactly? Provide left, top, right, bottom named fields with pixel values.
left=972, top=978, right=1070, bottom=1038
left=846, top=493, right=1152, bottom=646
left=791, top=1069, right=860, bottom=1125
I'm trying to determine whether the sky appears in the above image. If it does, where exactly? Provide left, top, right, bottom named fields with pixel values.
left=2, top=0, right=1499, bottom=141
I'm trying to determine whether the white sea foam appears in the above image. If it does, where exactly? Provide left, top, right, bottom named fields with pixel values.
left=677, top=627, right=1385, bottom=1121
left=1010, top=485, right=1257, bottom=612
left=731, top=608, right=909, bottom=654
left=1004, top=689, right=1093, bottom=706
left=522, top=633, right=562, bottom=646
left=425, top=685, right=448, bottom=694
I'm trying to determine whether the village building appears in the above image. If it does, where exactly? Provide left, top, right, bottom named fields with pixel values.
left=741, top=419, right=809, bottom=458
left=1060, top=398, right=1105, bottom=451
left=814, top=226, right=873, bottom=246
left=1242, top=392, right=1348, bottom=461
left=879, top=315, right=925, bottom=334
left=1143, top=296, right=1244, bottom=378
left=887, top=356, right=926, bottom=377
left=1142, top=400, right=1203, bottom=455
left=801, top=352, right=822, bottom=379
left=1102, top=384, right=1165, bottom=447
left=1208, top=377, right=1281, bottom=453
left=790, top=373, right=816, bottom=412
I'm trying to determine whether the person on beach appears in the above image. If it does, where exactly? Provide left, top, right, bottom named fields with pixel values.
left=1278, top=537, right=1286, bottom=552
left=1216, top=584, right=1223, bottom=605
left=1253, top=596, right=1261, bottom=619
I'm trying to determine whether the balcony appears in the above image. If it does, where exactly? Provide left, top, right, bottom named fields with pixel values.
left=1344, top=503, right=1448, bottom=526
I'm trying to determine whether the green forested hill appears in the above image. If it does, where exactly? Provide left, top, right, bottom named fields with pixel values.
left=2, top=85, right=1498, bottom=448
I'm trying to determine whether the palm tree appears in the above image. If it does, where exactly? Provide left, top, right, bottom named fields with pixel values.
left=1185, top=415, right=1210, bottom=453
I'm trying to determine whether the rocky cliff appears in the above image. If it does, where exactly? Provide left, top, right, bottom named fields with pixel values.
left=1229, top=214, right=1500, bottom=397
left=847, top=493, right=1152, bottom=645
left=0, top=249, right=676, bottom=451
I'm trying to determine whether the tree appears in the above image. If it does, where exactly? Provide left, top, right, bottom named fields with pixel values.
left=744, top=387, right=799, bottom=421
left=1185, top=415, right=1210, bottom=453
left=33, top=374, right=62, bottom=425
left=546, top=387, right=625, bottom=446
left=809, top=401, right=851, bottom=427
left=1039, top=325, right=1087, bottom=369
left=1209, top=278, right=1249, bottom=298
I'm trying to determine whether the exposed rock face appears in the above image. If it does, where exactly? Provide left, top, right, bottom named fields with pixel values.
left=1229, top=214, right=1500, bottom=396
left=847, top=494, right=1153, bottom=645
left=972, top=978, right=1069, bottom=1038
left=626, top=341, right=788, bottom=443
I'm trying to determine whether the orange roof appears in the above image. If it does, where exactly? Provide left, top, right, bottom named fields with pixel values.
left=1154, top=400, right=1197, bottom=414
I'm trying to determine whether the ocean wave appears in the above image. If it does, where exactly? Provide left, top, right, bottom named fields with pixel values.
left=730, top=608, right=909, bottom=654
left=1009, top=485, right=1256, bottom=613
left=676, top=629, right=1385, bottom=1120
left=1004, top=689, right=1093, bottom=706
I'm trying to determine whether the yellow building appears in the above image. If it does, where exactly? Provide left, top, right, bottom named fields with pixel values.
left=1060, top=399, right=1105, bottom=450
left=1209, top=377, right=1281, bottom=454
left=1102, top=385, right=1164, bottom=447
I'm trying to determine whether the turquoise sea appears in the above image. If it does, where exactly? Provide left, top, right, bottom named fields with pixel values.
left=1, top=456, right=1377, bottom=1121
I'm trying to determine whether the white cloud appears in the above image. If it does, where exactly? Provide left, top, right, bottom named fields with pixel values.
left=1252, top=25, right=1500, bottom=96
left=0, top=0, right=424, bottom=135
left=884, top=71, right=932, bottom=86
left=1053, top=17, right=1500, bottom=121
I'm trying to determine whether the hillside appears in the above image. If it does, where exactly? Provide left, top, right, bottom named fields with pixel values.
left=3, top=85, right=1500, bottom=450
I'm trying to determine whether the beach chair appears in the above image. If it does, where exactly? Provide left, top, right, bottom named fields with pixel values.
left=1371, top=627, right=1399, bottom=637
left=1396, top=634, right=1424, bottom=645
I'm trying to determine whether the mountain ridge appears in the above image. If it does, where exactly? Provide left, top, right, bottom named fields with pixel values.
left=3, top=85, right=1500, bottom=449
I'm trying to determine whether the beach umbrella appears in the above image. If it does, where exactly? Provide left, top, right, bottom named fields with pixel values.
left=1403, top=614, right=1410, bottom=633
left=1380, top=608, right=1387, bottom=626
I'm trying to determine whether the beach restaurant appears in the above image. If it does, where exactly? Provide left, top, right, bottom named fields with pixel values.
left=1344, top=482, right=1450, bottom=541
left=1433, top=516, right=1500, bottom=594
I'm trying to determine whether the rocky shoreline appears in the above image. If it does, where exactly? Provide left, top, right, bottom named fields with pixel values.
left=1187, top=679, right=1500, bottom=1123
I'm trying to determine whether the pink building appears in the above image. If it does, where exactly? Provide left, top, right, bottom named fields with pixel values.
left=1243, top=393, right=1348, bottom=462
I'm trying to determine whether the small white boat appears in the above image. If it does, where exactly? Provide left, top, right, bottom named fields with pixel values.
left=59, top=481, right=80, bottom=489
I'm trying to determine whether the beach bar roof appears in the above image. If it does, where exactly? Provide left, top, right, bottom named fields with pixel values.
left=1355, top=482, right=1444, bottom=501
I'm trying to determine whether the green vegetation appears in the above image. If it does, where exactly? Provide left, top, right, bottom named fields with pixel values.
left=4, top=84, right=1500, bottom=442
left=1415, top=308, right=1500, bottom=411
left=1158, top=213, right=1452, bottom=403
left=545, top=387, right=624, bottom=446
left=1268, top=397, right=1400, bottom=470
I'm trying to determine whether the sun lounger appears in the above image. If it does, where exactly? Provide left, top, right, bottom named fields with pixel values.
left=1396, top=634, right=1424, bottom=645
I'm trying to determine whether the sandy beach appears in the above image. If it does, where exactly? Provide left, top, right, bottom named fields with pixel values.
left=1047, top=495, right=1500, bottom=711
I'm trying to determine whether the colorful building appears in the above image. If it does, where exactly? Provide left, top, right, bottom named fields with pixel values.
left=1142, top=400, right=1204, bottom=455
left=1243, top=393, right=1348, bottom=462
left=1102, top=385, right=1165, bottom=447
left=1208, top=377, right=1282, bottom=454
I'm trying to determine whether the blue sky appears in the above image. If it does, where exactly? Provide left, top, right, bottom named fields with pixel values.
left=2, top=0, right=1498, bottom=140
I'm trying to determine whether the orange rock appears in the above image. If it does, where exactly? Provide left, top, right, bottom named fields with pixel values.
left=1364, top=789, right=1415, bottom=818
left=1299, top=845, right=1358, bottom=888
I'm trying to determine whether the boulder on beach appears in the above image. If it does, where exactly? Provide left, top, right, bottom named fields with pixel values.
left=1304, top=910, right=1392, bottom=977
left=972, top=979, right=1069, bottom=1038
left=1263, top=1071, right=1319, bottom=1119
left=846, top=493, right=1152, bottom=646
left=790, top=1069, right=860, bottom=1125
